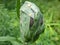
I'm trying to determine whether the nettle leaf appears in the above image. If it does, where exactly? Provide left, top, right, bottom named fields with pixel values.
left=20, top=1, right=44, bottom=43
left=20, top=9, right=30, bottom=42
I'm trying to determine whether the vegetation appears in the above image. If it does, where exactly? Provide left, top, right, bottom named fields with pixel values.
left=0, top=0, right=60, bottom=45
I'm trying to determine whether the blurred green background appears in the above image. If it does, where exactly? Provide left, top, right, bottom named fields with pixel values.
left=0, top=0, right=60, bottom=45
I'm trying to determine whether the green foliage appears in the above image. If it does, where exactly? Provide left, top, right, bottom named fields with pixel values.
left=0, top=0, right=60, bottom=45
left=0, top=0, right=17, bottom=10
left=0, top=0, right=20, bottom=45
